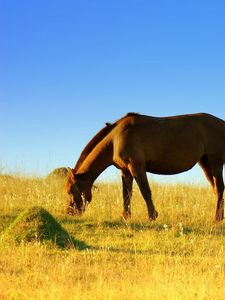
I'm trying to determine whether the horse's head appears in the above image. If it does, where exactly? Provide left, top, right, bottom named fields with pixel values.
left=65, top=168, right=92, bottom=215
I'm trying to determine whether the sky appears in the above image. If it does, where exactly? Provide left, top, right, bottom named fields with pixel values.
left=1, top=0, right=225, bottom=183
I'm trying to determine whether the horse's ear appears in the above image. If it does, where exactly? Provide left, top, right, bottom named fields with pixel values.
left=74, top=172, right=88, bottom=181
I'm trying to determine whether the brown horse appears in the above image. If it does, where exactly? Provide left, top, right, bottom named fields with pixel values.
left=65, top=112, right=225, bottom=222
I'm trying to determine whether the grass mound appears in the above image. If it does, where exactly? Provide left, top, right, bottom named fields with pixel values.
left=47, top=167, right=68, bottom=179
left=1, top=206, right=73, bottom=248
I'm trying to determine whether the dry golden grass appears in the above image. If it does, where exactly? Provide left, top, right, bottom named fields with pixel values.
left=0, top=174, right=225, bottom=299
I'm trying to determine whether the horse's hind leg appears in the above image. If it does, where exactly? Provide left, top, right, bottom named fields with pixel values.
left=128, top=163, right=158, bottom=220
left=214, top=169, right=224, bottom=222
left=199, top=156, right=214, bottom=189
left=199, top=157, right=224, bottom=222
left=121, top=172, right=133, bottom=219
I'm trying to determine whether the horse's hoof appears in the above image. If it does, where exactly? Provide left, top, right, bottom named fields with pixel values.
left=215, top=216, right=224, bottom=223
left=122, top=211, right=131, bottom=220
left=149, top=210, right=158, bottom=221
left=66, top=207, right=83, bottom=216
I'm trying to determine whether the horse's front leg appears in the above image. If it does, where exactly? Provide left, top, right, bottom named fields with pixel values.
left=121, top=172, right=133, bottom=219
left=128, top=162, right=158, bottom=221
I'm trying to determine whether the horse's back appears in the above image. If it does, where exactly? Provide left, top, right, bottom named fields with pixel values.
left=112, top=112, right=225, bottom=173
left=115, top=112, right=225, bottom=142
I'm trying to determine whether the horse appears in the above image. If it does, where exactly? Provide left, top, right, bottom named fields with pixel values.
left=65, top=112, right=225, bottom=222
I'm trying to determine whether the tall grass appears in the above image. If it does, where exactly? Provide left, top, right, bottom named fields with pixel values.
left=0, top=174, right=225, bottom=299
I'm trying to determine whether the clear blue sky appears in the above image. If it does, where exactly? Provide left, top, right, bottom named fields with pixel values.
left=1, top=0, right=225, bottom=182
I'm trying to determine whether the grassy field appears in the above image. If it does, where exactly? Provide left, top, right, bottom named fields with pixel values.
left=0, top=174, right=225, bottom=299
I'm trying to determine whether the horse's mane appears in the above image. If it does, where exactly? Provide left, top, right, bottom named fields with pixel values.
left=73, top=112, right=138, bottom=172
left=73, top=123, right=115, bottom=172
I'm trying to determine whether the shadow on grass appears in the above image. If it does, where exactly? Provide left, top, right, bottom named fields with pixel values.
left=60, top=216, right=225, bottom=237
left=3, top=212, right=224, bottom=253
left=68, top=236, right=90, bottom=250
left=91, top=246, right=194, bottom=257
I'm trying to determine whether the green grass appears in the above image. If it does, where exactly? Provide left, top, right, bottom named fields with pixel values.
left=1, top=206, right=79, bottom=248
left=0, top=174, right=225, bottom=299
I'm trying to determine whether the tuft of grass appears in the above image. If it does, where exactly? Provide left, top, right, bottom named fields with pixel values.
left=47, top=167, right=68, bottom=179
left=1, top=206, right=88, bottom=249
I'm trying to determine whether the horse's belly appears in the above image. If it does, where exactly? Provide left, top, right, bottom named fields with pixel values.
left=144, top=139, right=204, bottom=175
left=145, top=160, right=197, bottom=175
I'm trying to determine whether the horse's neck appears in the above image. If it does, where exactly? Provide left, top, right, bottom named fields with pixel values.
left=77, top=139, right=113, bottom=183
